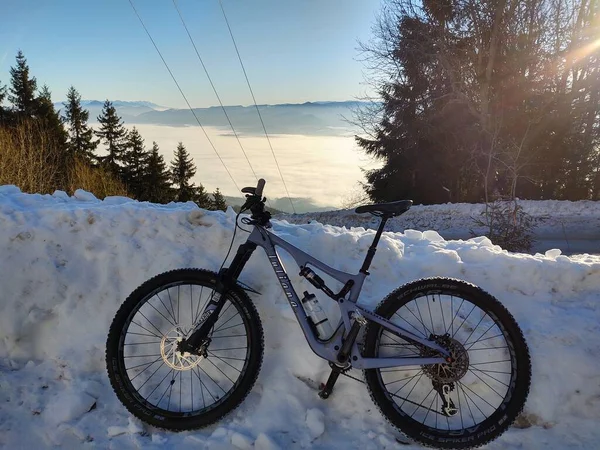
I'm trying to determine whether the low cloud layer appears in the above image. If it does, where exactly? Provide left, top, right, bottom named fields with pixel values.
left=118, top=124, right=380, bottom=211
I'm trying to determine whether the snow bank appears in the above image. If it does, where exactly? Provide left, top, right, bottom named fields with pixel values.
left=1, top=186, right=599, bottom=449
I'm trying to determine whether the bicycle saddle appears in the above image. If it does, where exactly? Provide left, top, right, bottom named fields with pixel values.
left=355, top=200, right=412, bottom=217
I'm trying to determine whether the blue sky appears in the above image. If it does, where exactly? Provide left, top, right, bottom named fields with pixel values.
left=1, top=0, right=381, bottom=108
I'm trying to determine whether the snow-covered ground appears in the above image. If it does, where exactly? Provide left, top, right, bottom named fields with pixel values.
left=1, top=187, right=599, bottom=449
left=281, top=200, right=600, bottom=255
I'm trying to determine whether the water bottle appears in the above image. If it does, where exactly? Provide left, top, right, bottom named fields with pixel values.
left=301, top=291, right=333, bottom=339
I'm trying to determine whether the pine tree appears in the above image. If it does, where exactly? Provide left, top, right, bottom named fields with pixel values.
left=36, top=85, right=68, bottom=142
left=63, top=86, right=97, bottom=163
left=143, top=142, right=172, bottom=203
left=95, top=100, right=127, bottom=178
left=212, top=188, right=227, bottom=211
left=9, top=50, right=37, bottom=117
left=195, top=184, right=212, bottom=209
left=0, top=80, right=7, bottom=123
left=35, top=85, right=69, bottom=188
left=170, top=142, right=197, bottom=202
left=122, top=127, right=149, bottom=198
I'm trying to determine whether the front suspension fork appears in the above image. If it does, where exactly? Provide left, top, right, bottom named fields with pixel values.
left=181, top=241, right=258, bottom=353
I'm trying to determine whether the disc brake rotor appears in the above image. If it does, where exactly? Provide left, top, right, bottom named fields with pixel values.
left=160, top=327, right=204, bottom=371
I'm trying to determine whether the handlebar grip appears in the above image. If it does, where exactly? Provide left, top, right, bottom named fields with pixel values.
left=256, top=179, right=266, bottom=197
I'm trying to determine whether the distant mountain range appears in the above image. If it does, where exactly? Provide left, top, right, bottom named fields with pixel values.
left=53, top=100, right=370, bottom=136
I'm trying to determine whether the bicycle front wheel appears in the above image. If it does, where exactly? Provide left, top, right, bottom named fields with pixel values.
left=106, top=269, right=264, bottom=430
left=363, top=278, right=531, bottom=449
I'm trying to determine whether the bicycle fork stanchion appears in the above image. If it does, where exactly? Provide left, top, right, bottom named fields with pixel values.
left=319, top=312, right=367, bottom=399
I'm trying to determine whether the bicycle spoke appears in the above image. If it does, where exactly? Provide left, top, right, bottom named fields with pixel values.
left=426, top=295, right=435, bottom=334
left=468, top=369, right=505, bottom=398
left=155, top=292, right=177, bottom=326
left=131, top=321, right=163, bottom=339
left=139, top=362, right=168, bottom=393
left=447, top=298, right=464, bottom=336
left=192, top=366, right=216, bottom=403
left=458, top=380, right=496, bottom=412
left=462, top=312, right=488, bottom=346
left=124, top=341, right=162, bottom=346
left=465, top=329, right=502, bottom=350
left=213, top=322, right=244, bottom=333
left=208, top=351, right=244, bottom=373
left=166, top=289, right=177, bottom=326
left=156, top=368, right=176, bottom=406
left=147, top=301, right=177, bottom=328
left=213, top=308, right=239, bottom=332
left=458, top=383, right=487, bottom=422
left=452, top=304, right=476, bottom=339
left=392, top=312, right=428, bottom=338
left=388, top=390, right=444, bottom=417
left=198, top=365, right=227, bottom=394
left=205, top=357, right=237, bottom=385
left=416, top=387, right=436, bottom=422
left=137, top=311, right=166, bottom=338
left=166, top=370, right=179, bottom=411
left=438, top=294, right=447, bottom=333
left=414, top=300, right=432, bottom=337
left=457, top=382, right=476, bottom=427
left=128, top=356, right=163, bottom=380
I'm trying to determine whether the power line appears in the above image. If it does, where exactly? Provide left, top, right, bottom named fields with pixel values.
left=127, top=0, right=240, bottom=193
left=172, top=0, right=260, bottom=185
left=218, top=0, right=297, bottom=214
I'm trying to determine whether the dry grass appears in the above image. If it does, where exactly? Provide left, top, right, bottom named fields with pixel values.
left=0, top=120, right=127, bottom=198
left=0, top=120, right=62, bottom=194
left=67, top=158, right=127, bottom=198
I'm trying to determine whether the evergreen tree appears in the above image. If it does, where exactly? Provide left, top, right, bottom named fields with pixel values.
left=122, top=127, right=149, bottom=198
left=357, top=0, right=600, bottom=203
left=34, top=85, right=69, bottom=187
left=95, top=100, right=127, bottom=178
left=212, top=188, right=227, bottom=211
left=195, top=183, right=212, bottom=209
left=36, top=85, right=68, bottom=142
left=0, top=80, right=7, bottom=123
left=9, top=50, right=37, bottom=117
left=63, top=86, right=97, bottom=163
left=142, top=142, right=172, bottom=203
left=170, top=142, right=197, bottom=202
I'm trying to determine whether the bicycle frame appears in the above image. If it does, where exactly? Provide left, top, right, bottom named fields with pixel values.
left=227, top=224, right=450, bottom=369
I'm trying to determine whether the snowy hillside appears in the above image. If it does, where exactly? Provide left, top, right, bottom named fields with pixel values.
left=281, top=200, right=600, bottom=255
left=1, top=187, right=599, bottom=449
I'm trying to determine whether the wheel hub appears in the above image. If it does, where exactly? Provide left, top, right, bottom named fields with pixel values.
left=422, top=334, right=469, bottom=383
left=160, top=327, right=204, bottom=371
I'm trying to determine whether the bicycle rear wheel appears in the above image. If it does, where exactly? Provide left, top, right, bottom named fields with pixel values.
left=363, top=278, right=531, bottom=449
left=106, top=269, right=264, bottom=430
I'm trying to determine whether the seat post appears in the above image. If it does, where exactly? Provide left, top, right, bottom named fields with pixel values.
left=359, top=215, right=389, bottom=274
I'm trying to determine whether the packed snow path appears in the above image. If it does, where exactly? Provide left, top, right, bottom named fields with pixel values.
left=282, top=200, right=600, bottom=255
left=0, top=186, right=599, bottom=449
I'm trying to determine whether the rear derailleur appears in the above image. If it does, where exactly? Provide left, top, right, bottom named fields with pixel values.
left=433, top=381, right=458, bottom=417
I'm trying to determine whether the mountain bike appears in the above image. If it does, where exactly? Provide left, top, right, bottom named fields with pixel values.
left=106, top=179, right=531, bottom=449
